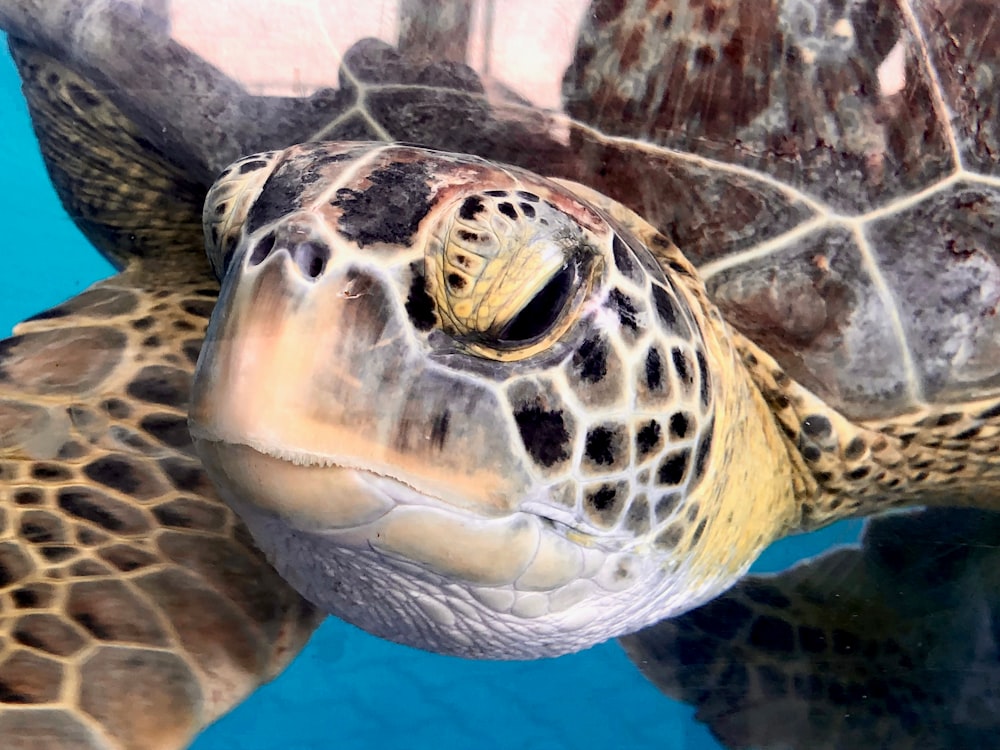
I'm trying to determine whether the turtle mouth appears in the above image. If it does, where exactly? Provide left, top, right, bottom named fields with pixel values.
left=191, top=428, right=600, bottom=540
left=191, top=432, right=610, bottom=590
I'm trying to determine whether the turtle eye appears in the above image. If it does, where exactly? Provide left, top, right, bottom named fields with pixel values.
left=497, top=262, right=576, bottom=345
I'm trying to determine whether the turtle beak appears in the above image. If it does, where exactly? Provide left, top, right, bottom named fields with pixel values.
left=188, top=222, right=530, bottom=530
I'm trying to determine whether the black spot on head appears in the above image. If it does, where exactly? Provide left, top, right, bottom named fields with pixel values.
left=607, top=289, right=639, bottom=332
left=669, top=412, right=691, bottom=440
left=514, top=401, right=570, bottom=468
left=651, top=284, right=676, bottom=327
left=405, top=264, right=437, bottom=331
left=584, top=426, right=616, bottom=466
left=516, top=191, right=539, bottom=202
left=692, top=422, right=713, bottom=483
left=456, top=230, right=483, bottom=243
left=611, top=235, right=637, bottom=279
left=802, top=445, right=821, bottom=462
left=459, top=196, right=485, bottom=221
left=651, top=284, right=690, bottom=338
left=657, top=449, right=690, bottom=486
left=572, top=336, right=608, bottom=383
left=246, top=156, right=304, bottom=233
left=672, top=347, right=693, bottom=388
left=645, top=347, right=663, bottom=390
left=801, top=414, right=832, bottom=439
left=57, top=489, right=124, bottom=532
left=141, top=335, right=160, bottom=348
left=623, top=496, right=650, bottom=533
left=497, top=202, right=518, bottom=220
left=654, top=493, right=679, bottom=521
left=636, top=420, right=662, bottom=457
left=843, top=436, right=866, bottom=460
left=239, top=159, right=269, bottom=174
left=655, top=525, right=683, bottom=549
left=484, top=190, right=508, bottom=197
left=690, top=518, right=707, bottom=545
left=749, top=615, right=795, bottom=653
left=586, top=484, right=619, bottom=513
left=696, top=350, right=711, bottom=408
left=446, top=273, right=466, bottom=290
left=333, top=161, right=433, bottom=247
left=131, top=316, right=155, bottom=331
left=519, top=203, right=536, bottom=218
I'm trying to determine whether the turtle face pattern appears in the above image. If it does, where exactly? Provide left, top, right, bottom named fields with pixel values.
left=190, top=142, right=772, bottom=659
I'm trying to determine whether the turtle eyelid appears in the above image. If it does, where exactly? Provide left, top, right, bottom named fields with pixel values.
left=497, top=262, right=576, bottom=345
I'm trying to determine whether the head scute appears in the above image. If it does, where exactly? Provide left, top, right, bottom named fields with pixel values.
left=426, top=189, right=603, bottom=360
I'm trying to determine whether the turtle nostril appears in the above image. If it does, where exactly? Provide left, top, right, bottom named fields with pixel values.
left=248, top=231, right=276, bottom=266
left=291, top=241, right=330, bottom=280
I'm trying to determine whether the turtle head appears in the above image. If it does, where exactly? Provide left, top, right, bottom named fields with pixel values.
left=190, top=142, right=795, bottom=659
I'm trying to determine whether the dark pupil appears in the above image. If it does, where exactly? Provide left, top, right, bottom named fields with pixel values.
left=498, top=263, right=575, bottom=344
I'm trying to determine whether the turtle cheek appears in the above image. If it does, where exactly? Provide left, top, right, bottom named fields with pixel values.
left=190, top=245, right=535, bottom=526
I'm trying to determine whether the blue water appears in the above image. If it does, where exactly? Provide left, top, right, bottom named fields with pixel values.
left=0, top=41, right=862, bottom=749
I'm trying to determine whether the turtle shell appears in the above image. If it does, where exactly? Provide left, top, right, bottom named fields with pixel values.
left=4, top=0, right=997, bottom=421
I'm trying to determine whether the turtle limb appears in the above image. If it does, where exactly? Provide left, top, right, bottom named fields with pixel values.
left=7, top=38, right=206, bottom=269
left=0, top=268, right=322, bottom=750
left=621, top=507, right=1000, bottom=750
left=735, top=336, right=1000, bottom=529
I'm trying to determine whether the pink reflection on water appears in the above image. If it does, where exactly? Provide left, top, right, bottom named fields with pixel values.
left=171, top=0, right=589, bottom=109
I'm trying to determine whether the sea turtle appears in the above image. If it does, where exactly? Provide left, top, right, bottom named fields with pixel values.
left=1, top=1, right=1000, bottom=749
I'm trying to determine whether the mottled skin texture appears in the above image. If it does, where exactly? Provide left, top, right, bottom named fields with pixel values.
left=194, top=140, right=1000, bottom=665
left=0, top=0, right=999, bottom=748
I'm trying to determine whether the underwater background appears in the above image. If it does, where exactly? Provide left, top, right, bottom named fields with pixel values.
left=0, top=38, right=864, bottom=750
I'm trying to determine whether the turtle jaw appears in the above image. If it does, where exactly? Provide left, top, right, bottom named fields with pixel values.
left=192, top=434, right=692, bottom=660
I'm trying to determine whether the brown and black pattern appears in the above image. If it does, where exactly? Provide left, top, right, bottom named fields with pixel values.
left=3, top=0, right=1000, bottom=747
left=0, top=271, right=321, bottom=750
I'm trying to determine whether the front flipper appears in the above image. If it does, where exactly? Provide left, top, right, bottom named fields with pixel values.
left=621, top=508, right=1000, bottom=750
left=0, top=273, right=323, bottom=750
